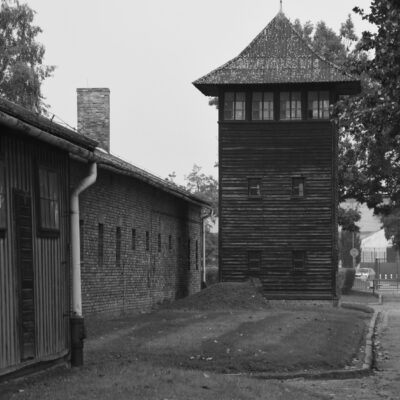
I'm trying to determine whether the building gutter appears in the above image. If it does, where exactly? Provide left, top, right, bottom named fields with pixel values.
left=70, top=162, right=97, bottom=367
left=0, top=110, right=96, bottom=160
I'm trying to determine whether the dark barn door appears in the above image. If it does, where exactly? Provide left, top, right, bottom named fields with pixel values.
left=14, top=191, right=36, bottom=361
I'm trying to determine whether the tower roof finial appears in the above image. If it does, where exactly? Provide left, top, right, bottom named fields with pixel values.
left=280, top=0, right=283, bottom=13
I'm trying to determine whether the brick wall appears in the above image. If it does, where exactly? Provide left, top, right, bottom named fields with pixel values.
left=71, top=160, right=203, bottom=316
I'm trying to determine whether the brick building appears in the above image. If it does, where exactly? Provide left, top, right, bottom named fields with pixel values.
left=0, top=89, right=209, bottom=376
left=74, top=88, right=210, bottom=316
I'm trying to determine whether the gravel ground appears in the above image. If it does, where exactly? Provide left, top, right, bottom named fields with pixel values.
left=0, top=282, right=376, bottom=400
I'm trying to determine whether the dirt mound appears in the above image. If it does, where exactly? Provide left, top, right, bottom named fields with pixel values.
left=167, top=281, right=270, bottom=311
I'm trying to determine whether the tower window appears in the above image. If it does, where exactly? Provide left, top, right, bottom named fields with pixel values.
left=252, top=92, right=274, bottom=120
left=146, top=231, right=150, bottom=251
left=224, top=92, right=246, bottom=120
left=280, top=91, right=302, bottom=120
left=292, top=250, right=306, bottom=271
left=308, top=91, right=330, bottom=119
left=158, top=233, right=161, bottom=252
left=248, top=178, right=262, bottom=197
left=292, top=177, right=305, bottom=197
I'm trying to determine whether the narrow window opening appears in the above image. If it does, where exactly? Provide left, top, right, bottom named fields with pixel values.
left=195, top=240, right=199, bottom=270
left=37, top=167, right=60, bottom=233
left=98, top=223, right=104, bottom=268
left=131, top=228, right=136, bottom=250
left=0, top=160, right=6, bottom=234
left=116, top=227, right=121, bottom=268
left=187, top=238, right=191, bottom=270
left=169, top=234, right=172, bottom=251
left=146, top=231, right=150, bottom=251
left=158, top=233, right=161, bottom=252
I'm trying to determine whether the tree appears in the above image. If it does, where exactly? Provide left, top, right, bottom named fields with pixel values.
left=338, top=204, right=361, bottom=268
left=0, top=0, right=54, bottom=113
left=184, top=164, right=218, bottom=220
left=339, top=230, right=361, bottom=267
left=338, top=205, right=361, bottom=232
left=337, top=1, right=400, bottom=246
left=184, top=164, right=219, bottom=268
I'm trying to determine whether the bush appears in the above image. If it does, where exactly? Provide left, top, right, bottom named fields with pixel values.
left=338, top=268, right=356, bottom=295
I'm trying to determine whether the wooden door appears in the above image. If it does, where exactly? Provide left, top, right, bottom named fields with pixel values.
left=14, top=191, right=36, bottom=361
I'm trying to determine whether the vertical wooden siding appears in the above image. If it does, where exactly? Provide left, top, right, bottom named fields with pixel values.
left=219, top=121, right=336, bottom=299
left=0, top=132, right=70, bottom=373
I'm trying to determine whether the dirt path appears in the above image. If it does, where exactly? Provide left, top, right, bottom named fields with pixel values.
left=286, top=302, right=400, bottom=400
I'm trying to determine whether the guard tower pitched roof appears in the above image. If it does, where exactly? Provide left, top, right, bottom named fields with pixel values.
left=193, top=11, right=359, bottom=96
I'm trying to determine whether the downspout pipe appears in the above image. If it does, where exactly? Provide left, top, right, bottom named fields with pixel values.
left=70, top=162, right=97, bottom=367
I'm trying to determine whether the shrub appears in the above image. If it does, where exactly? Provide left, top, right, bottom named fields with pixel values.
left=338, top=267, right=356, bottom=295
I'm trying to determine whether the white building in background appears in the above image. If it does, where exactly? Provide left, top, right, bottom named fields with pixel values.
left=361, top=229, right=393, bottom=263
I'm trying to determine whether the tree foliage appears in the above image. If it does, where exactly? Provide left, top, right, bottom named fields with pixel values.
left=338, top=205, right=361, bottom=232
left=0, top=0, right=54, bottom=113
left=184, top=164, right=218, bottom=219
left=336, top=0, right=400, bottom=246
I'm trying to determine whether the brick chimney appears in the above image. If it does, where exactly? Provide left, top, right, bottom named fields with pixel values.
left=77, top=88, right=110, bottom=152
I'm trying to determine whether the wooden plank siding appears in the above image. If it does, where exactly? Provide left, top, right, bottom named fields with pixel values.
left=219, top=121, right=337, bottom=299
left=0, top=132, right=70, bottom=375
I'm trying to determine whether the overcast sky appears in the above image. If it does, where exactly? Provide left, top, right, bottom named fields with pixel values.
left=26, top=0, right=373, bottom=184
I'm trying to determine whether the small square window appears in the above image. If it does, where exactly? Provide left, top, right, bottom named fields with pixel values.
left=248, top=178, right=262, bottom=197
left=292, top=250, right=306, bottom=271
left=224, top=92, right=246, bottom=121
left=292, top=177, right=305, bottom=197
left=37, top=167, right=60, bottom=234
left=248, top=251, right=261, bottom=277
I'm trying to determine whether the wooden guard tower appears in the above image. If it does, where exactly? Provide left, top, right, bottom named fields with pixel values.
left=193, top=11, right=360, bottom=300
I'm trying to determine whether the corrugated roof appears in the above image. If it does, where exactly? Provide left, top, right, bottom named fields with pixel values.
left=94, top=151, right=212, bottom=208
left=0, top=96, right=97, bottom=150
left=193, top=11, right=359, bottom=96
